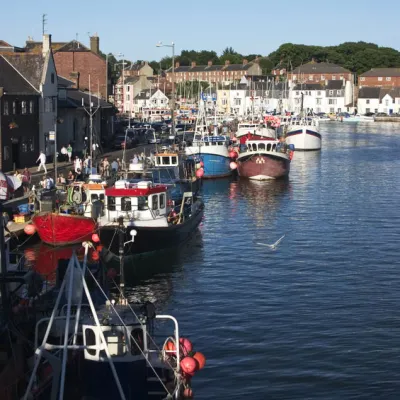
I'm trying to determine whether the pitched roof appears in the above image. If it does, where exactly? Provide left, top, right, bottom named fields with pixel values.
left=358, top=87, right=380, bottom=99
left=128, top=62, right=151, bottom=71
left=171, top=62, right=257, bottom=73
left=58, top=75, right=75, bottom=88
left=25, top=40, right=85, bottom=53
left=0, top=56, right=39, bottom=95
left=293, top=83, right=324, bottom=90
left=124, top=76, right=141, bottom=85
left=1, top=53, right=44, bottom=90
left=326, top=80, right=344, bottom=89
left=134, top=89, right=152, bottom=100
left=379, top=87, right=400, bottom=101
left=291, top=62, right=351, bottom=74
left=360, top=68, right=400, bottom=77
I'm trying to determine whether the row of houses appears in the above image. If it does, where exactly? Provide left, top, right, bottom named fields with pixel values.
left=0, top=34, right=113, bottom=172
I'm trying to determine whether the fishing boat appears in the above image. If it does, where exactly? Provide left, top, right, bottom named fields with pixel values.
left=284, top=94, right=321, bottom=151
left=31, top=181, right=106, bottom=246
left=236, top=118, right=277, bottom=143
left=185, top=101, right=232, bottom=178
left=98, top=180, right=204, bottom=256
left=235, top=139, right=292, bottom=180
left=22, top=243, right=205, bottom=399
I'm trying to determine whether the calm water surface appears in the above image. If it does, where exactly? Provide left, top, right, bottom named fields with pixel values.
left=127, top=122, right=400, bottom=399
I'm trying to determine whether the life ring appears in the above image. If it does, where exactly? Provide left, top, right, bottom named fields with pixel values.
left=72, top=191, right=82, bottom=204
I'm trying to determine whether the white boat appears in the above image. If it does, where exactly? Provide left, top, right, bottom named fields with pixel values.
left=285, top=117, right=321, bottom=151
left=236, top=121, right=276, bottom=140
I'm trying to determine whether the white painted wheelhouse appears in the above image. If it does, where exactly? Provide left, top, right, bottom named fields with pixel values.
left=102, top=181, right=169, bottom=227
left=285, top=117, right=321, bottom=150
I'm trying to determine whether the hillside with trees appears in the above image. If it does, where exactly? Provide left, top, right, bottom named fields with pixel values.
left=147, top=42, right=400, bottom=76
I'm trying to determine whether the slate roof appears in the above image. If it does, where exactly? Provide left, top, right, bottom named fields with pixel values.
left=134, top=89, right=152, bottom=100
left=25, top=40, right=85, bottom=53
left=379, top=88, right=400, bottom=101
left=326, top=80, right=343, bottom=89
left=58, top=75, right=75, bottom=88
left=58, top=88, right=112, bottom=109
left=1, top=53, right=44, bottom=90
left=291, top=62, right=350, bottom=74
left=172, top=62, right=256, bottom=73
left=0, top=56, right=39, bottom=95
left=128, top=62, right=149, bottom=71
left=124, top=76, right=141, bottom=85
left=293, top=83, right=324, bottom=90
left=360, top=68, right=400, bottom=77
left=358, top=87, right=380, bottom=99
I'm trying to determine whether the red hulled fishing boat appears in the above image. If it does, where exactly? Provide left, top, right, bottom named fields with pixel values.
left=32, top=212, right=96, bottom=245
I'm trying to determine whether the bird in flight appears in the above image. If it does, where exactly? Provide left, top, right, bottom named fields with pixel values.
left=257, top=235, right=285, bottom=250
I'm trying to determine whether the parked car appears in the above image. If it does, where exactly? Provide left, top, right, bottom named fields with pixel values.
left=375, top=112, right=388, bottom=117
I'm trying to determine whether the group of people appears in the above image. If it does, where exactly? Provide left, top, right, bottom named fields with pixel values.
left=130, top=152, right=146, bottom=164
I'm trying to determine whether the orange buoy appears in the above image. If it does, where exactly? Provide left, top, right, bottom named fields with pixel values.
left=193, top=352, right=206, bottom=370
left=164, top=340, right=176, bottom=352
left=230, top=162, right=237, bottom=170
left=24, top=224, right=36, bottom=235
left=180, top=357, right=197, bottom=374
left=92, top=233, right=100, bottom=243
left=183, top=387, right=194, bottom=398
left=195, top=168, right=204, bottom=178
left=179, top=337, right=193, bottom=355
left=91, top=251, right=99, bottom=261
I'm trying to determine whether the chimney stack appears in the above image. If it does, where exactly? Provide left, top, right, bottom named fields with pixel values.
left=175, top=61, right=180, bottom=68
left=69, top=71, right=80, bottom=89
left=90, top=34, right=100, bottom=54
left=242, top=59, right=248, bottom=65
left=225, top=60, right=230, bottom=66
left=42, top=34, right=52, bottom=57
left=208, top=60, right=212, bottom=67
left=191, top=61, right=196, bottom=68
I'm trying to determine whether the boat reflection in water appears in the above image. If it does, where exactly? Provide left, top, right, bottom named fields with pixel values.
left=234, top=178, right=291, bottom=228
left=290, top=150, right=322, bottom=183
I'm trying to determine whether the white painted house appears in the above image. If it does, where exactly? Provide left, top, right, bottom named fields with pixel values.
left=357, top=87, right=380, bottom=114
left=133, top=89, right=170, bottom=121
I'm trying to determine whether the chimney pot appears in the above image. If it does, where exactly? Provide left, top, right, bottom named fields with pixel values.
left=191, top=61, right=196, bottom=68
left=225, top=60, right=230, bottom=66
left=175, top=61, right=180, bottom=68
left=90, top=35, right=100, bottom=54
left=243, top=59, right=248, bottom=65
left=208, top=60, right=212, bottom=66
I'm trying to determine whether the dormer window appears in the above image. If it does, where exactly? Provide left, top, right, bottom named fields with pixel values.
left=51, top=73, right=55, bottom=84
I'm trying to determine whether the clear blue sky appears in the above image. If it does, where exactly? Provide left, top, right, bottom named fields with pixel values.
left=1, top=0, right=399, bottom=62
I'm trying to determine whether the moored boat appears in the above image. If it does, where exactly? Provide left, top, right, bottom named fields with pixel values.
left=285, top=117, right=321, bottom=151
left=236, top=139, right=292, bottom=180
left=98, top=180, right=204, bottom=256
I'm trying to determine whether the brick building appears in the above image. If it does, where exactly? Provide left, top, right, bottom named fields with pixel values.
left=358, top=68, right=400, bottom=88
left=25, top=34, right=107, bottom=99
left=288, top=61, right=354, bottom=85
left=166, top=59, right=262, bottom=84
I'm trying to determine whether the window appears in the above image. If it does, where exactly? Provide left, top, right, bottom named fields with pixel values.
left=121, top=197, right=131, bottom=211
left=234, top=98, right=241, bottom=106
left=329, top=90, right=334, bottom=95
left=127, top=86, right=130, bottom=92
left=296, top=91, right=299, bottom=96
left=385, top=99, right=389, bottom=106
left=360, top=77, right=365, bottom=81
left=317, top=91, right=321, bottom=96
left=138, top=196, right=147, bottom=210
left=3, top=101, right=8, bottom=116
left=51, top=73, right=55, bottom=84
left=316, top=98, right=322, bottom=105
left=295, top=98, right=300, bottom=105
left=328, top=99, right=337, bottom=105
left=366, top=108, right=370, bottom=113
left=108, top=196, right=116, bottom=211
left=330, top=107, right=335, bottom=113
left=332, top=75, right=336, bottom=80
left=366, top=99, right=370, bottom=104
left=222, top=98, right=227, bottom=105
left=126, top=94, right=130, bottom=101
left=340, top=76, right=344, bottom=80
left=321, top=75, right=325, bottom=80
left=162, top=156, right=169, bottom=165
left=293, top=75, right=297, bottom=80
left=374, top=108, right=378, bottom=113
left=160, top=194, right=165, bottom=209
left=21, top=101, right=27, bottom=114
left=171, top=156, right=177, bottom=164
left=337, top=90, right=341, bottom=95
left=309, top=75, right=313, bottom=80
left=386, top=77, right=391, bottom=81
left=378, top=77, right=383, bottom=81
left=152, top=195, right=158, bottom=210
left=12, top=100, right=16, bottom=114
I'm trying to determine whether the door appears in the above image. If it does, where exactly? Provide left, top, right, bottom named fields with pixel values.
left=11, top=141, right=20, bottom=169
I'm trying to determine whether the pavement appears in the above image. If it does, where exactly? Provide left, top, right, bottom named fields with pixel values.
left=7, top=142, right=154, bottom=185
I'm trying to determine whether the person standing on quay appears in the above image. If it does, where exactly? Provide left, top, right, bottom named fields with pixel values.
left=67, top=143, right=73, bottom=162
left=36, top=151, right=47, bottom=173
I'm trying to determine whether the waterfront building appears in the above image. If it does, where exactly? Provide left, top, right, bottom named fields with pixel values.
left=358, top=68, right=400, bottom=88
left=357, top=87, right=400, bottom=115
left=166, top=59, right=262, bottom=85
left=132, top=89, right=170, bottom=120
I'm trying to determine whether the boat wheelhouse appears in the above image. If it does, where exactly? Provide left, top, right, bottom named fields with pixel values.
left=285, top=117, right=321, bottom=151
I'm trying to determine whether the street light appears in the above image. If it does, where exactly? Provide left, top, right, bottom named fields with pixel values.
left=156, top=41, right=175, bottom=137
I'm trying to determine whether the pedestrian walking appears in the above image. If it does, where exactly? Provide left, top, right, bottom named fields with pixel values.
left=36, top=151, right=47, bottom=173
left=67, top=143, right=73, bottom=162
left=61, top=145, right=67, bottom=162
left=74, top=156, right=82, bottom=174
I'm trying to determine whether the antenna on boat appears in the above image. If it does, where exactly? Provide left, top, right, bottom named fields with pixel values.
left=82, top=75, right=101, bottom=167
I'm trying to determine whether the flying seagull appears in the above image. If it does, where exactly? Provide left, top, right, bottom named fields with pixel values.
left=257, top=235, right=285, bottom=250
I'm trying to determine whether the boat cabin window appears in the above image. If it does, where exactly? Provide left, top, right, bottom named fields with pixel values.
left=259, top=143, right=265, bottom=150
left=121, top=197, right=132, bottom=211
left=156, top=156, right=161, bottom=165
left=108, top=196, right=116, bottom=211
left=162, top=156, right=170, bottom=165
left=91, top=194, right=98, bottom=202
left=171, top=156, right=177, bottom=164
left=252, top=143, right=257, bottom=151
left=267, top=143, right=271, bottom=151
left=138, top=196, right=147, bottom=211
left=218, top=142, right=223, bottom=145
left=130, top=328, right=144, bottom=355
left=152, top=194, right=158, bottom=210
left=212, top=142, right=216, bottom=146
left=160, top=193, right=165, bottom=209
left=85, top=328, right=96, bottom=356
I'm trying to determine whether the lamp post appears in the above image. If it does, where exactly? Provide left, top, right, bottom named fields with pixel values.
left=156, top=41, right=175, bottom=136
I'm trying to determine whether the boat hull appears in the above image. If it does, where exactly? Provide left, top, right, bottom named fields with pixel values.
left=32, top=213, right=96, bottom=246
left=237, top=153, right=290, bottom=180
left=286, top=126, right=321, bottom=150
left=99, top=204, right=204, bottom=256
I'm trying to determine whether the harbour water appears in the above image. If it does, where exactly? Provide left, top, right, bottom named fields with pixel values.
left=124, top=122, right=400, bottom=399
